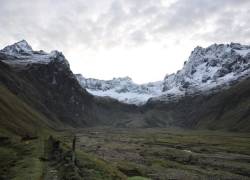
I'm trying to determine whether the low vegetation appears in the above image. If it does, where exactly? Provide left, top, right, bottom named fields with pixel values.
left=76, top=128, right=250, bottom=180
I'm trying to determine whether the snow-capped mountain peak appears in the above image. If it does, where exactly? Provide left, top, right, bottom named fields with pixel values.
left=152, top=43, right=250, bottom=102
left=0, top=40, right=69, bottom=67
left=1, top=40, right=33, bottom=55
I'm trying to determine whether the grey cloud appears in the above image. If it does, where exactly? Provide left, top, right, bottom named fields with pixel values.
left=129, top=30, right=147, bottom=45
left=152, top=0, right=250, bottom=34
left=192, top=2, right=250, bottom=43
left=1, top=0, right=250, bottom=51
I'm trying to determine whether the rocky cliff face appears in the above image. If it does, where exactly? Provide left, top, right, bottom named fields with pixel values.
left=0, top=40, right=142, bottom=128
left=0, top=40, right=70, bottom=66
left=153, top=43, right=250, bottom=101
left=0, top=40, right=96, bottom=127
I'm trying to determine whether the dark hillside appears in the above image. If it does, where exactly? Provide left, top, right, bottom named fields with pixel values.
left=144, top=77, right=250, bottom=131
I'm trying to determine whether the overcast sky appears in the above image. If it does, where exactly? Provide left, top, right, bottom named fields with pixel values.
left=1, top=0, right=250, bottom=83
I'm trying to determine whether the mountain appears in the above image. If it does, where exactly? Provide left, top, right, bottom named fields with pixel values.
left=76, top=75, right=163, bottom=105
left=1, top=40, right=250, bottom=132
left=76, top=43, right=250, bottom=105
left=1, top=40, right=249, bottom=180
left=0, top=40, right=142, bottom=129
left=0, top=40, right=70, bottom=66
left=153, top=43, right=250, bottom=102
left=143, top=76, right=250, bottom=131
left=75, top=42, right=250, bottom=131
left=0, top=40, right=142, bottom=179
left=0, top=40, right=96, bottom=128
left=1, top=40, right=33, bottom=54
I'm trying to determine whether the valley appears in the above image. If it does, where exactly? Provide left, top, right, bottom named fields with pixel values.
left=75, top=128, right=250, bottom=180
left=1, top=0, right=250, bottom=179
left=0, top=40, right=250, bottom=179
left=1, top=127, right=250, bottom=179
left=73, top=128, right=250, bottom=180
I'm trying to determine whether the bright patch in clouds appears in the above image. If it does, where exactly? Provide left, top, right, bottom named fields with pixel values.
left=1, top=0, right=250, bottom=83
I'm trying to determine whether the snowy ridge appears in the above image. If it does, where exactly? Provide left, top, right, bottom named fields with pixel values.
left=152, top=43, right=250, bottom=102
left=0, top=40, right=69, bottom=67
left=1, top=40, right=250, bottom=105
left=75, top=75, right=163, bottom=105
left=77, top=43, right=250, bottom=105
left=2, top=40, right=33, bottom=54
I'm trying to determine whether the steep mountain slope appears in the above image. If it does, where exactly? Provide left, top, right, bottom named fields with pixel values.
left=0, top=68, right=127, bottom=180
left=142, top=44, right=250, bottom=131
left=0, top=41, right=129, bottom=179
left=0, top=40, right=142, bottom=128
left=0, top=85, right=55, bottom=136
left=153, top=43, right=250, bottom=102
left=144, top=76, right=250, bottom=131
left=0, top=40, right=97, bottom=127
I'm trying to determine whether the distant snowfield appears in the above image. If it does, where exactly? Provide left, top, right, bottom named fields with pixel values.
left=87, top=89, right=158, bottom=105
left=75, top=75, right=164, bottom=105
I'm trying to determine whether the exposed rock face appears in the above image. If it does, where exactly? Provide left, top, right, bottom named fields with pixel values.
left=164, top=43, right=250, bottom=92
left=0, top=40, right=142, bottom=128
left=0, top=40, right=95, bottom=127
left=0, top=40, right=70, bottom=67
left=1, top=40, right=33, bottom=55
left=158, top=43, right=250, bottom=101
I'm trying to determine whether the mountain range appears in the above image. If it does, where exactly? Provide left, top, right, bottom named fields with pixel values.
left=76, top=43, right=250, bottom=105
left=0, top=40, right=250, bottom=132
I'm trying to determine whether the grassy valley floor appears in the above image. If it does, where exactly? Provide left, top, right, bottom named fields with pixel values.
left=1, top=127, right=250, bottom=179
left=74, top=128, right=250, bottom=180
